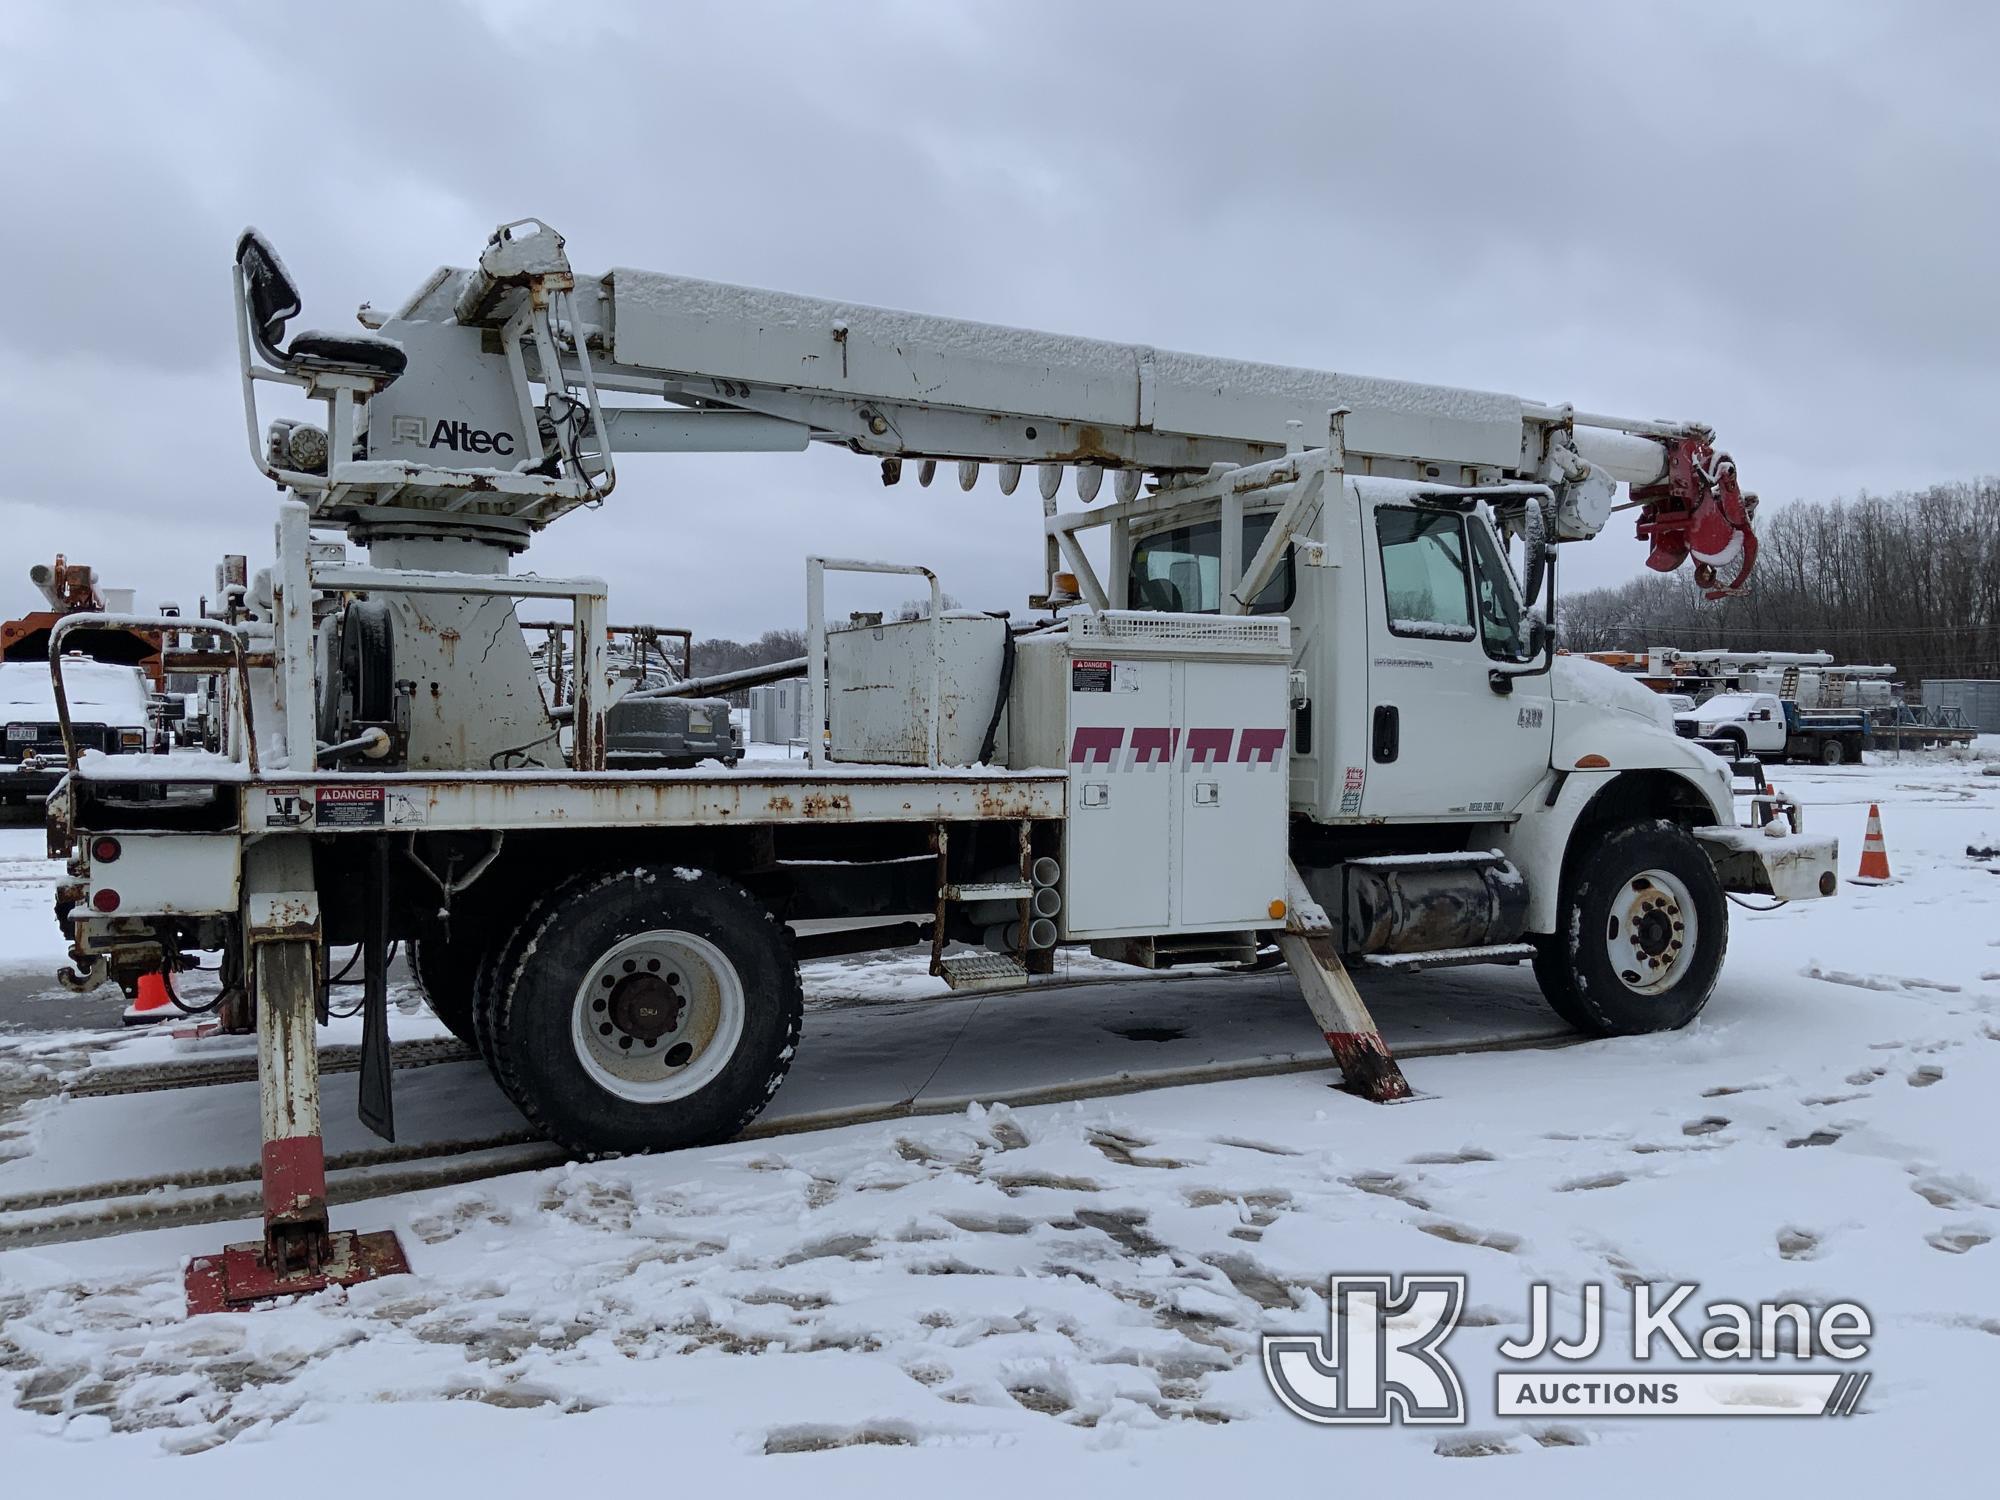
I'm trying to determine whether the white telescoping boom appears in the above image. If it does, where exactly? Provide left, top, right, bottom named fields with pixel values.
left=256, top=220, right=1757, bottom=598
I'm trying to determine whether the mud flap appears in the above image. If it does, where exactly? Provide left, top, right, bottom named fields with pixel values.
left=357, top=837, right=395, bottom=1141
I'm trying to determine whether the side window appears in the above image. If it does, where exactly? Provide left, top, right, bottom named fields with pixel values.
left=1128, top=514, right=1294, bottom=615
left=1464, top=515, right=1529, bottom=662
left=1376, top=508, right=1475, bottom=641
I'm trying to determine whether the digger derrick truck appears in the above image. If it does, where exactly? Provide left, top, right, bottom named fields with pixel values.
left=44, top=220, right=1836, bottom=1309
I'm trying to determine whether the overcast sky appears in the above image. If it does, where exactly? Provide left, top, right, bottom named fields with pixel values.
left=1, top=0, right=1994, bottom=637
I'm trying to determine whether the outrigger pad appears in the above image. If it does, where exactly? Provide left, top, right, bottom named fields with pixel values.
left=184, top=1230, right=411, bottom=1315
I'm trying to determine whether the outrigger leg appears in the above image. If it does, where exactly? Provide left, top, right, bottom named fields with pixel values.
left=185, top=838, right=410, bottom=1313
left=1279, top=862, right=1412, bottom=1103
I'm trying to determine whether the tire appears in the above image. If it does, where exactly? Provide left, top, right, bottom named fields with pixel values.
left=1819, top=738, right=1845, bottom=766
left=1719, top=730, right=1747, bottom=759
left=487, top=866, right=802, bottom=1153
left=1532, top=820, right=1728, bottom=1037
left=409, top=932, right=477, bottom=1045
left=470, top=869, right=600, bottom=1110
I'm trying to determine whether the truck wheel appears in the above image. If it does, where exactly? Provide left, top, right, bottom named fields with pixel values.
left=409, top=933, right=477, bottom=1046
left=470, top=870, right=598, bottom=1110
left=487, top=867, right=802, bottom=1153
left=1532, top=821, right=1728, bottom=1036
left=1819, top=738, right=1845, bottom=766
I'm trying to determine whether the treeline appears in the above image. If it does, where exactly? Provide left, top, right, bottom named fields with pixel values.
left=1558, top=479, right=2000, bottom=684
left=688, top=628, right=807, bottom=684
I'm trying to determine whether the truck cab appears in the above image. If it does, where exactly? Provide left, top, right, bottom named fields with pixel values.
left=1115, top=473, right=1831, bottom=1037
left=1674, top=691, right=1784, bottom=755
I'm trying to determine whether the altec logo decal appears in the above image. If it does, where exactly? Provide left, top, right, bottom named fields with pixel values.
left=1069, top=726, right=1286, bottom=768
left=389, top=415, right=517, bottom=457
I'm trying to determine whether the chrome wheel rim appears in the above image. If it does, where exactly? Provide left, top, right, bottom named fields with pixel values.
left=570, top=930, right=744, bottom=1102
left=1605, top=868, right=1697, bottom=995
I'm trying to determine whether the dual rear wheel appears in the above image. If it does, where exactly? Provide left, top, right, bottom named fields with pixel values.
left=413, top=867, right=802, bottom=1153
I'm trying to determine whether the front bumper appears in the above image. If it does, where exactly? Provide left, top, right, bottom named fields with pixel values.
left=1695, top=824, right=1839, bottom=900
left=3, top=759, right=62, bottom=798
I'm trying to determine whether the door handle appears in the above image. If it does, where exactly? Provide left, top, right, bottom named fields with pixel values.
left=1372, top=705, right=1399, bottom=763
left=1193, top=780, right=1219, bottom=806
left=1081, top=782, right=1109, bottom=808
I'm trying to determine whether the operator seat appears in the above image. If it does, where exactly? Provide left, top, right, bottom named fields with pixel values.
left=236, top=229, right=408, bottom=384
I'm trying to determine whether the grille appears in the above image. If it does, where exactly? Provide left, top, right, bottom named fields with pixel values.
left=6, top=721, right=113, bottom=755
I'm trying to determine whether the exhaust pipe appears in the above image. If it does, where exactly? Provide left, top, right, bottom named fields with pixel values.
left=964, top=884, right=1062, bottom=927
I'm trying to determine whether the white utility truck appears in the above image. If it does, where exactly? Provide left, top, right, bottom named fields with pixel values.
left=1672, top=691, right=1872, bottom=765
left=41, top=221, right=1834, bottom=1308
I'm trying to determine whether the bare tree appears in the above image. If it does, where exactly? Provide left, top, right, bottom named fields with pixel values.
left=1556, top=478, right=2000, bottom=686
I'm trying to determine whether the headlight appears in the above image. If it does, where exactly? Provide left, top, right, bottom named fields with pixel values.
left=118, top=729, right=145, bottom=750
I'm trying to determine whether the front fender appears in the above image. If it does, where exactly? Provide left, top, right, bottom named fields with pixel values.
left=1551, top=707, right=1734, bottom=813
left=1494, top=761, right=1734, bottom=935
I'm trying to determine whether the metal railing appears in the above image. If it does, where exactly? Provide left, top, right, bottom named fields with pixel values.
left=804, top=558, right=942, bottom=770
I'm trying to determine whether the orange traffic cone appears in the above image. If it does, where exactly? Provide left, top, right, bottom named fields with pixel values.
left=1854, top=803, right=1891, bottom=883
left=122, top=972, right=174, bottom=1026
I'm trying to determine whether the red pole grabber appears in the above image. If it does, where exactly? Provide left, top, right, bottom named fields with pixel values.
left=185, top=862, right=410, bottom=1313
left=1632, top=431, right=1760, bottom=599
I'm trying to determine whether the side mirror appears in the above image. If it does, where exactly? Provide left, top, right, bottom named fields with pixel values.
left=1526, top=614, right=1550, bottom=655
left=1518, top=497, right=1554, bottom=605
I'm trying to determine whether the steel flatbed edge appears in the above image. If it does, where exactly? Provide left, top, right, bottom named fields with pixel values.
left=70, top=758, right=1066, bottom=834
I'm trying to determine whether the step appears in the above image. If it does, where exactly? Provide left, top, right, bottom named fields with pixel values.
left=944, top=881, right=1033, bottom=903
left=1090, top=934, right=1261, bottom=970
left=1344, top=850, right=1504, bottom=871
left=1358, top=942, right=1537, bottom=973
left=937, top=953, right=1031, bottom=992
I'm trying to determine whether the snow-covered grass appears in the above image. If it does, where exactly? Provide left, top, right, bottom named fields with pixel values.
left=0, top=756, right=1995, bottom=1490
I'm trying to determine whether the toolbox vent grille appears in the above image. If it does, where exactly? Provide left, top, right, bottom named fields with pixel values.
left=1071, top=611, right=1289, bottom=648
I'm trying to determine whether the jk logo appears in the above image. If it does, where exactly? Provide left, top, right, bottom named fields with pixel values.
left=1262, top=1275, right=1467, bottom=1425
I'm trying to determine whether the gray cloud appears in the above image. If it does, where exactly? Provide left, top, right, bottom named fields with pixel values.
left=2, top=0, right=1993, bottom=635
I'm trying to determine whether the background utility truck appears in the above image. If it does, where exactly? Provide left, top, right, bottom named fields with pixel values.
left=42, top=220, right=1835, bottom=1308
left=1673, top=691, right=1872, bottom=766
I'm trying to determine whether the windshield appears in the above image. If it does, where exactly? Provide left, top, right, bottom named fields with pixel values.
left=1128, top=512, right=1293, bottom=615
left=1696, top=694, right=1760, bottom=718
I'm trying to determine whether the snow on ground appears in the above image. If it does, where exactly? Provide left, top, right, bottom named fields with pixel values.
left=0, top=824, right=65, bottom=980
left=0, top=749, right=1997, bottom=1492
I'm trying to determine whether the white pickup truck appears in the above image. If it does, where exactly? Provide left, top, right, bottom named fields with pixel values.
left=2, top=657, right=153, bottom=802
left=1673, top=691, right=1870, bottom=766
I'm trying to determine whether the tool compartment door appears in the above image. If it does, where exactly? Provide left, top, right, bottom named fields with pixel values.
left=1176, top=659, right=1289, bottom=927
left=1062, top=654, right=1172, bottom=936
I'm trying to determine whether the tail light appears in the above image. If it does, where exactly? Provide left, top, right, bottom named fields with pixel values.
left=91, top=889, right=121, bottom=913
left=91, top=836, right=122, bottom=863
